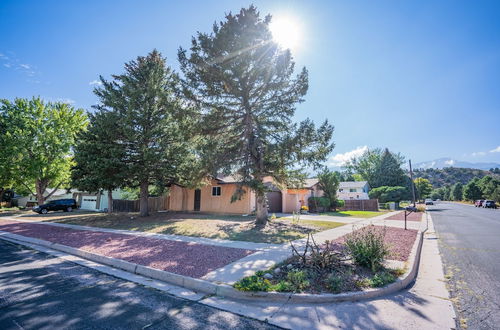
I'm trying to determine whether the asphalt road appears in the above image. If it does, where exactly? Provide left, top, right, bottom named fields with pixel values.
left=429, top=202, right=500, bottom=330
left=0, top=239, right=280, bottom=330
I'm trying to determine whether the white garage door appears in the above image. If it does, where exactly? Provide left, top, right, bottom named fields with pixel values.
left=80, top=197, right=97, bottom=210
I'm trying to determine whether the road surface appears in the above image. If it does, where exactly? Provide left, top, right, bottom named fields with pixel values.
left=0, top=239, right=279, bottom=330
left=429, top=202, right=500, bottom=329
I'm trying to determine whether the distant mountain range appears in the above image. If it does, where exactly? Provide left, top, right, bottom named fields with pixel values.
left=414, top=158, right=500, bottom=170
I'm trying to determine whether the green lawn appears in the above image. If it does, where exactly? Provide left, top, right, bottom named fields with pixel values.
left=320, top=210, right=388, bottom=218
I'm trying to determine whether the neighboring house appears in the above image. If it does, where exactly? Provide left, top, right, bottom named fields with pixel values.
left=337, top=181, right=370, bottom=200
left=14, top=189, right=125, bottom=211
left=14, top=189, right=74, bottom=208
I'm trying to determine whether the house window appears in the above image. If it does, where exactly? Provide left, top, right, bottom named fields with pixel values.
left=339, top=188, right=343, bottom=192
left=212, top=186, right=221, bottom=196
left=349, top=188, right=356, bottom=192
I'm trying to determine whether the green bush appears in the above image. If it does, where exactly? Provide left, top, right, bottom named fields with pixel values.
left=308, top=196, right=331, bottom=212
left=286, top=270, right=310, bottom=292
left=335, top=199, right=345, bottom=208
left=369, top=271, right=396, bottom=287
left=233, top=273, right=272, bottom=292
left=345, top=225, right=389, bottom=272
left=327, top=274, right=343, bottom=293
left=369, top=186, right=410, bottom=203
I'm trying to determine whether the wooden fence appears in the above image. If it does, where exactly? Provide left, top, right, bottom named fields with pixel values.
left=341, top=199, right=379, bottom=211
left=112, top=196, right=170, bottom=213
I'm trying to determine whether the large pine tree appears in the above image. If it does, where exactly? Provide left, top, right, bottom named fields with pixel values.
left=179, top=6, right=334, bottom=225
left=72, top=111, right=127, bottom=213
left=94, top=50, right=196, bottom=216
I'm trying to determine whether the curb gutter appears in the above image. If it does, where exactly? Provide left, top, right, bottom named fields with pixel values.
left=0, top=217, right=427, bottom=304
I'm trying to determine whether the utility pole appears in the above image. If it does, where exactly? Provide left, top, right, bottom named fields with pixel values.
left=409, top=159, right=416, bottom=207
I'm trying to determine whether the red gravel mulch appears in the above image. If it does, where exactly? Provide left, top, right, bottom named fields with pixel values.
left=384, top=211, right=423, bottom=221
left=333, top=226, right=418, bottom=261
left=0, top=220, right=254, bottom=278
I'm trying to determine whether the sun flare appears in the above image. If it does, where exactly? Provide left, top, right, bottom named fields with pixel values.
left=269, top=15, right=302, bottom=51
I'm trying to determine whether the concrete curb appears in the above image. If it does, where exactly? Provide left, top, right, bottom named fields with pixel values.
left=0, top=216, right=427, bottom=304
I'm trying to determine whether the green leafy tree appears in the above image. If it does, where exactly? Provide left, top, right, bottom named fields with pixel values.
left=463, top=179, right=482, bottom=202
left=368, top=186, right=409, bottom=203
left=478, top=175, right=500, bottom=200
left=414, top=178, right=433, bottom=201
left=178, top=6, right=334, bottom=225
left=94, top=50, right=196, bottom=217
left=317, top=169, right=340, bottom=211
left=451, top=182, right=464, bottom=201
left=72, top=111, right=127, bottom=213
left=0, top=97, right=87, bottom=205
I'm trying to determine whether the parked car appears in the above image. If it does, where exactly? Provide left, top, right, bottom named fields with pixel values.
left=475, top=200, right=485, bottom=207
left=483, top=200, right=497, bottom=209
left=32, top=199, right=78, bottom=214
left=425, top=199, right=434, bottom=205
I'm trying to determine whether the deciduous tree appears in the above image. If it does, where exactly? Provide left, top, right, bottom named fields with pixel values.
left=463, top=179, right=482, bottom=202
left=451, top=182, right=464, bottom=201
left=0, top=97, right=87, bottom=205
left=414, top=178, right=433, bottom=201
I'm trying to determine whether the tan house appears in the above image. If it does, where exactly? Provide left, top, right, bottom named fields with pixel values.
left=167, top=176, right=370, bottom=214
left=169, top=176, right=256, bottom=214
left=168, top=176, right=319, bottom=214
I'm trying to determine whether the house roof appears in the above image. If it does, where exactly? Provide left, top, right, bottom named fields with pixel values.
left=339, top=181, right=368, bottom=189
left=215, top=175, right=242, bottom=183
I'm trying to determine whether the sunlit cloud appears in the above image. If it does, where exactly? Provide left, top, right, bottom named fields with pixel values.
left=329, top=146, right=368, bottom=167
left=490, top=146, right=500, bottom=153
left=89, top=80, right=103, bottom=86
left=472, top=151, right=486, bottom=157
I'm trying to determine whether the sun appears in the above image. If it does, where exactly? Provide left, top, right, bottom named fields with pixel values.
left=269, top=15, right=302, bottom=51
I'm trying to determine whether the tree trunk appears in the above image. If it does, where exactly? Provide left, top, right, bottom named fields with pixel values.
left=255, top=191, right=268, bottom=226
left=139, top=181, right=149, bottom=217
left=35, top=181, right=45, bottom=205
left=107, top=190, right=113, bottom=214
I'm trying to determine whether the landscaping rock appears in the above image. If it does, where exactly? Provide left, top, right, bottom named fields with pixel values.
left=286, top=264, right=293, bottom=270
left=263, top=273, right=273, bottom=279
left=273, top=268, right=281, bottom=275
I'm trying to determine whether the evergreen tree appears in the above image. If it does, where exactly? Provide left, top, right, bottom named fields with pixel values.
left=72, top=111, right=127, bottom=213
left=345, top=147, right=407, bottom=188
left=178, top=6, right=334, bottom=225
left=317, top=169, right=340, bottom=211
left=451, top=182, right=464, bottom=201
left=95, top=50, right=196, bottom=217
left=463, top=178, right=482, bottom=201
left=371, top=148, right=408, bottom=188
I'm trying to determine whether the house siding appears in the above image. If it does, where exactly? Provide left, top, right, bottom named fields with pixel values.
left=169, top=180, right=254, bottom=214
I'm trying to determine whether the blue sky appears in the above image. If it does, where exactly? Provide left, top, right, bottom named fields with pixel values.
left=1, top=0, right=499, bottom=166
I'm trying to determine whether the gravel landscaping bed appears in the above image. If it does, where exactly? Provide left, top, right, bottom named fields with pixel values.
left=234, top=225, right=418, bottom=294
left=333, top=226, right=418, bottom=261
left=0, top=219, right=254, bottom=278
left=384, top=211, right=423, bottom=222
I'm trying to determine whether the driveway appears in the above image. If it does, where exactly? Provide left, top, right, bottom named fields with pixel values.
left=429, top=202, right=500, bottom=329
left=0, top=239, right=279, bottom=330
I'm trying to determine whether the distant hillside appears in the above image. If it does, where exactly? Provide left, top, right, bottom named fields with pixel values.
left=412, top=167, right=500, bottom=188
left=414, top=158, right=500, bottom=170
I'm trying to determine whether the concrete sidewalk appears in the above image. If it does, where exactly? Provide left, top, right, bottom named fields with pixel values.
left=0, top=210, right=421, bottom=285
left=199, top=213, right=456, bottom=329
